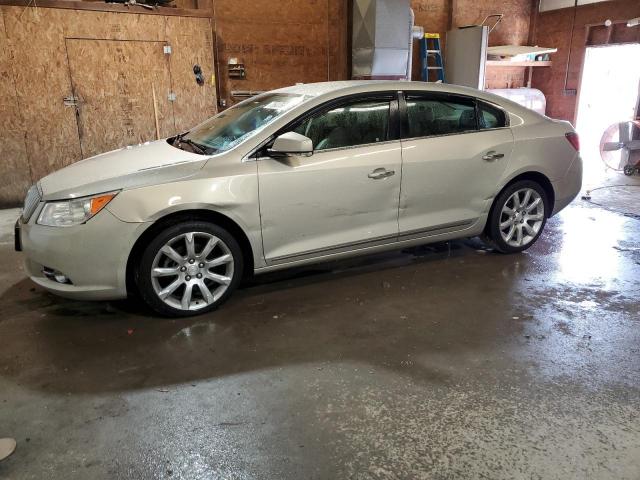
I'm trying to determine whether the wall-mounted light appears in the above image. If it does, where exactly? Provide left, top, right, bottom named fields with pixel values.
left=627, top=17, right=640, bottom=27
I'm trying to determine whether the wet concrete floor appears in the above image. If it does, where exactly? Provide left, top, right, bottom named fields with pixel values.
left=0, top=192, right=639, bottom=479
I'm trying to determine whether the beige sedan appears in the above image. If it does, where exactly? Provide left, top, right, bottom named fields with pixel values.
left=16, top=81, right=582, bottom=317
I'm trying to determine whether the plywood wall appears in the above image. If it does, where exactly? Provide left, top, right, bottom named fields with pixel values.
left=166, top=15, right=218, bottom=129
left=0, top=6, right=217, bottom=205
left=0, top=11, right=31, bottom=208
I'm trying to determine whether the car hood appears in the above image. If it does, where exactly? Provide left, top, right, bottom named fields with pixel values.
left=39, top=140, right=208, bottom=200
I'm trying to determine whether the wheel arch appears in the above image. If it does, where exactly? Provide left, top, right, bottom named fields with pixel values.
left=125, top=209, right=255, bottom=296
left=485, top=171, right=555, bottom=234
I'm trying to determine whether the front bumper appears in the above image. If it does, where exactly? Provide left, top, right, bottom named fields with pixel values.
left=19, top=208, right=151, bottom=301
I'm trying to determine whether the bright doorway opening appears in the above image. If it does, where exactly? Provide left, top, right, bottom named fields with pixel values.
left=576, top=43, right=640, bottom=187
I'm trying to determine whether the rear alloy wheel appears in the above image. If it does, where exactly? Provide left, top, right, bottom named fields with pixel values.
left=136, top=222, right=243, bottom=317
left=484, top=180, right=548, bottom=253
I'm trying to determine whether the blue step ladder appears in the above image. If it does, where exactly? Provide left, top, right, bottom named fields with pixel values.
left=420, top=33, right=445, bottom=82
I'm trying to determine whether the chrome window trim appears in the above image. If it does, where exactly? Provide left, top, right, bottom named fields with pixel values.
left=400, top=90, right=511, bottom=141
left=249, top=138, right=402, bottom=161
left=308, top=138, right=402, bottom=154
left=399, top=127, right=510, bottom=143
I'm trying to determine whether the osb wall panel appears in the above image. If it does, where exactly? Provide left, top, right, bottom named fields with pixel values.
left=2, top=7, right=83, bottom=183
left=173, top=0, right=198, bottom=9
left=166, top=16, right=217, bottom=131
left=66, top=39, right=175, bottom=157
left=64, top=9, right=167, bottom=41
left=0, top=10, right=31, bottom=207
left=0, top=6, right=217, bottom=204
left=531, top=0, right=640, bottom=122
left=213, top=0, right=347, bottom=105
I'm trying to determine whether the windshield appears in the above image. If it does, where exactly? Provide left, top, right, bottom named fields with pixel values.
left=180, top=93, right=306, bottom=154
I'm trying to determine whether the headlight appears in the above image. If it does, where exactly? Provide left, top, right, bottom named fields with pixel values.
left=37, top=191, right=119, bottom=227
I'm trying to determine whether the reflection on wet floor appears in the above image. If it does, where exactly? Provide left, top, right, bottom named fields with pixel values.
left=0, top=194, right=639, bottom=479
left=552, top=204, right=627, bottom=286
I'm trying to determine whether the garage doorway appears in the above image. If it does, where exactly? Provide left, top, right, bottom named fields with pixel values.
left=65, top=39, right=175, bottom=158
left=576, top=43, right=640, bottom=186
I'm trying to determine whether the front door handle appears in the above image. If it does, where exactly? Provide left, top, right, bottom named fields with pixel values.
left=482, top=151, right=505, bottom=161
left=368, top=168, right=395, bottom=180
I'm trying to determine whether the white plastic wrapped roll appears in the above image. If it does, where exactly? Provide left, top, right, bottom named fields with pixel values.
left=487, top=88, right=547, bottom=115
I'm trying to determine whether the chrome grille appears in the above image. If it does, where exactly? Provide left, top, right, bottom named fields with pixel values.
left=22, top=184, right=42, bottom=222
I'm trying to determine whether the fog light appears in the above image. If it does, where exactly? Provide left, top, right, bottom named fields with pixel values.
left=42, top=267, right=72, bottom=284
left=54, top=273, right=69, bottom=284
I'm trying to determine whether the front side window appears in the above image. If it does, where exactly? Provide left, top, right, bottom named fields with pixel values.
left=405, top=95, right=477, bottom=138
left=180, top=93, right=306, bottom=154
left=293, top=99, right=391, bottom=151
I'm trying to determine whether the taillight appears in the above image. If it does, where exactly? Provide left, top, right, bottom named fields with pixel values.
left=565, top=132, right=580, bottom=151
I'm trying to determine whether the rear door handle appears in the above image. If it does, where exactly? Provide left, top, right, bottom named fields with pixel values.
left=368, top=168, right=395, bottom=180
left=482, top=151, right=505, bottom=161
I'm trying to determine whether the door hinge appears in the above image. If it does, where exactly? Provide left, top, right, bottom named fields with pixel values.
left=163, top=45, right=172, bottom=55
left=168, top=92, right=177, bottom=102
left=63, top=95, right=79, bottom=107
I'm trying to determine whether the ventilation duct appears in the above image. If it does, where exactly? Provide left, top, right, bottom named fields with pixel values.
left=352, top=0, right=414, bottom=80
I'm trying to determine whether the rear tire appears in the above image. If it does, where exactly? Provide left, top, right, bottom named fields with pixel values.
left=135, top=221, right=243, bottom=317
left=483, top=180, right=549, bottom=254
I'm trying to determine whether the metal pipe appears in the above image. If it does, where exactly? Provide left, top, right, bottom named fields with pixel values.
left=562, top=0, right=578, bottom=94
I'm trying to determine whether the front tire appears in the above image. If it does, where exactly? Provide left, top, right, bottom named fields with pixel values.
left=483, top=180, right=549, bottom=253
left=135, top=221, right=243, bottom=317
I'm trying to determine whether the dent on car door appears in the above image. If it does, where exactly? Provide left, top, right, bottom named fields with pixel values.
left=257, top=95, right=402, bottom=263
left=398, top=93, right=513, bottom=238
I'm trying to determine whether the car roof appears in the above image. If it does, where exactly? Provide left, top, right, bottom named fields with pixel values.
left=274, top=80, right=492, bottom=101
left=271, top=80, right=544, bottom=122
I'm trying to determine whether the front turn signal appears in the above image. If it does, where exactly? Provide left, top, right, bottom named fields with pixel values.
left=89, top=193, right=117, bottom=215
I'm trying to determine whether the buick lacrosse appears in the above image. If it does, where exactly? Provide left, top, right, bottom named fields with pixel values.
left=16, top=81, right=582, bottom=316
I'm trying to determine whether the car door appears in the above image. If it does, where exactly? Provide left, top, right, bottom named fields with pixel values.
left=398, top=92, right=513, bottom=238
left=257, top=93, right=401, bottom=263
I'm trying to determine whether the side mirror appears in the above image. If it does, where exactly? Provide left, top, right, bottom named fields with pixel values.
left=268, top=132, right=313, bottom=156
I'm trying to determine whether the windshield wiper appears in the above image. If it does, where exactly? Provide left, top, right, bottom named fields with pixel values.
left=174, top=135, right=207, bottom=155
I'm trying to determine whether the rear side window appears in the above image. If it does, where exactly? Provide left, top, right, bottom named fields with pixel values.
left=478, top=101, right=507, bottom=129
left=293, top=99, right=390, bottom=151
left=405, top=95, right=477, bottom=138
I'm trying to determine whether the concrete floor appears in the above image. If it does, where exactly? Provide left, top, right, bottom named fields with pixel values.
left=1, top=179, right=640, bottom=479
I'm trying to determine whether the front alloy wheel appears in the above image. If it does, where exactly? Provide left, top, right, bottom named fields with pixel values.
left=136, top=222, right=243, bottom=317
left=484, top=180, right=548, bottom=253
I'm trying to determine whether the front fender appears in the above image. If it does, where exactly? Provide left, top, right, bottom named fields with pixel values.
left=106, top=169, right=264, bottom=268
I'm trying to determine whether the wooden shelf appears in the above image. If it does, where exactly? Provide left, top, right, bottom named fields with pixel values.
left=486, top=60, right=553, bottom=67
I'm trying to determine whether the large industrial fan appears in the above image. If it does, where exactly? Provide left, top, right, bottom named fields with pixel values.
left=600, top=120, right=640, bottom=176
